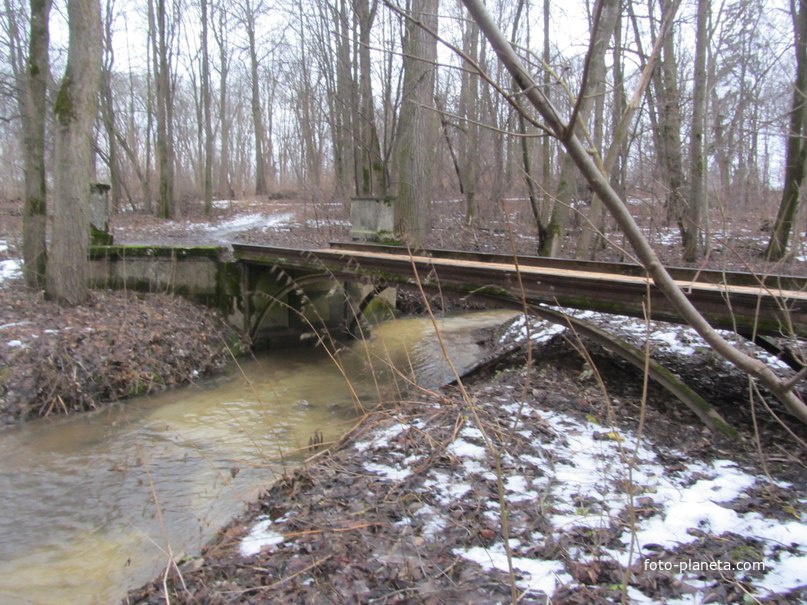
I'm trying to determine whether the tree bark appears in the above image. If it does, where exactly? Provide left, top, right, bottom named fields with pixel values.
left=655, top=0, right=687, bottom=232
left=201, top=0, right=214, bottom=214
left=46, top=0, right=102, bottom=306
left=683, top=0, right=709, bottom=261
left=767, top=0, right=807, bottom=261
left=151, top=0, right=175, bottom=218
left=393, top=0, right=440, bottom=248
left=18, top=0, right=52, bottom=288
left=244, top=0, right=268, bottom=196
left=355, top=0, right=384, bottom=195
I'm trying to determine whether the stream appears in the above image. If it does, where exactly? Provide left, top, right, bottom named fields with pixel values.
left=0, top=310, right=517, bottom=604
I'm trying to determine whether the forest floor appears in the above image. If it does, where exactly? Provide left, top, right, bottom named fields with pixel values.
left=0, top=194, right=805, bottom=603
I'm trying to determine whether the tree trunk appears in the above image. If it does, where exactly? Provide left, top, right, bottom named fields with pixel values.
left=246, top=9, right=268, bottom=196
left=355, top=0, right=384, bottom=195
left=655, top=0, right=687, bottom=231
left=574, top=0, right=622, bottom=259
left=393, top=0, right=440, bottom=248
left=767, top=0, right=807, bottom=260
left=543, top=0, right=620, bottom=257
left=100, top=0, right=121, bottom=210
left=20, top=0, right=52, bottom=288
left=213, top=2, right=233, bottom=199
left=151, top=0, right=174, bottom=218
left=459, top=12, right=479, bottom=225
left=46, top=0, right=102, bottom=306
left=201, top=0, right=214, bottom=214
left=683, top=0, right=709, bottom=261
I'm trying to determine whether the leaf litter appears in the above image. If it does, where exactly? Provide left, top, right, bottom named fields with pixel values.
left=128, top=315, right=806, bottom=605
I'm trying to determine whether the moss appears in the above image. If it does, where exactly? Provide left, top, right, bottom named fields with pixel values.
left=215, top=261, right=243, bottom=317
left=375, top=231, right=400, bottom=245
left=728, top=544, right=763, bottom=563
left=53, top=76, right=75, bottom=122
left=90, top=225, right=114, bottom=246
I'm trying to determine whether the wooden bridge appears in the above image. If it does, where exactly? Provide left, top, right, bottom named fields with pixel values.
left=233, top=241, right=807, bottom=343
left=91, top=240, right=807, bottom=434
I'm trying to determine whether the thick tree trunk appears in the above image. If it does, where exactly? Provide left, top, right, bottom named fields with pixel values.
left=393, top=0, right=439, bottom=248
left=46, top=0, right=102, bottom=306
left=355, top=0, right=384, bottom=195
left=655, top=0, right=687, bottom=231
left=151, top=0, right=175, bottom=218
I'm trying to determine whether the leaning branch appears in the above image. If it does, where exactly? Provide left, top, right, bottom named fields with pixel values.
left=460, top=0, right=807, bottom=425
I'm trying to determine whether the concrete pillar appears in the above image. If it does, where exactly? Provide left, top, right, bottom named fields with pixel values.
left=349, top=196, right=395, bottom=241
left=90, top=183, right=113, bottom=245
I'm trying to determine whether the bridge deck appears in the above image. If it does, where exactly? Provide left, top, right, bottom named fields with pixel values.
left=233, top=243, right=807, bottom=338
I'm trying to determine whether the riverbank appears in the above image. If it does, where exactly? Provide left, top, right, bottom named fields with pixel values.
left=0, top=275, right=239, bottom=427
left=126, top=317, right=807, bottom=604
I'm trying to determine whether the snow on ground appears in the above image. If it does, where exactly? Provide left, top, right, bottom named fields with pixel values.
left=500, top=307, right=795, bottom=371
left=239, top=516, right=285, bottom=557
left=0, top=255, right=21, bottom=283
left=199, top=212, right=294, bottom=238
left=239, top=395, right=805, bottom=601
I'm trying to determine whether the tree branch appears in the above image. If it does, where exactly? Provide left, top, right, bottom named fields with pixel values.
left=460, top=0, right=807, bottom=425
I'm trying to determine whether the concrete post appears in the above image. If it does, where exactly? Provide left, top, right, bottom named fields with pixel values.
left=90, top=183, right=113, bottom=245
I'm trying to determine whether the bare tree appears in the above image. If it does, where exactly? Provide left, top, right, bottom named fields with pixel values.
left=392, top=0, right=440, bottom=247
left=460, top=0, right=807, bottom=424
left=683, top=0, right=709, bottom=262
left=767, top=0, right=807, bottom=261
left=211, top=0, right=233, bottom=199
left=200, top=0, right=213, bottom=214
left=4, top=0, right=52, bottom=288
left=459, top=5, right=479, bottom=224
left=150, top=0, right=176, bottom=218
left=355, top=0, right=385, bottom=195
left=46, top=0, right=102, bottom=305
left=233, top=0, right=270, bottom=196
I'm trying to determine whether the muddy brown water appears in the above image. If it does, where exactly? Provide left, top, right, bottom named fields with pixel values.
left=0, top=310, right=517, bottom=604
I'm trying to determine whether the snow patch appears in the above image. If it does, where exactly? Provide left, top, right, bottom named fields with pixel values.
left=0, top=259, right=22, bottom=283
left=239, top=517, right=284, bottom=557
left=455, top=543, right=572, bottom=596
left=364, top=461, right=411, bottom=482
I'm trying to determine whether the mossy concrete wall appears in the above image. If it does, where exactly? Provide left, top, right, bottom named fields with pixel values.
left=89, top=245, right=243, bottom=328
left=88, top=245, right=394, bottom=349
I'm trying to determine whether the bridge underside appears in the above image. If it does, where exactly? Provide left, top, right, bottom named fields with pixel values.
left=233, top=243, right=807, bottom=341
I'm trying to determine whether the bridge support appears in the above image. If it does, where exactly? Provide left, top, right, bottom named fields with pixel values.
left=241, top=262, right=396, bottom=348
